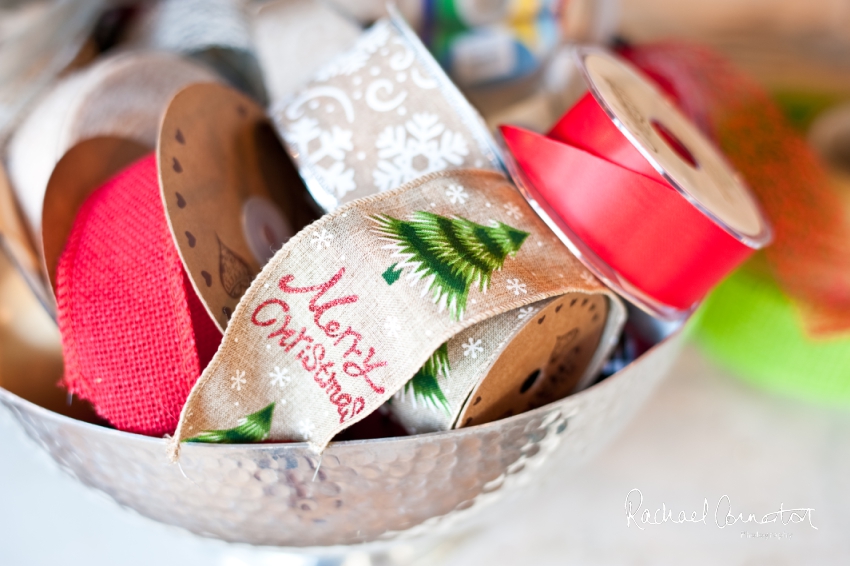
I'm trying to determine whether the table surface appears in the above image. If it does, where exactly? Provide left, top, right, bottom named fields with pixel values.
left=1, top=343, right=847, bottom=565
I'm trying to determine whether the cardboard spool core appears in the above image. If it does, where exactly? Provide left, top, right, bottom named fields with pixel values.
left=581, top=49, right=768, bottom=243
left=458, top=292, right=608, bottom=428
left=159, top=82, right=317, bottom=332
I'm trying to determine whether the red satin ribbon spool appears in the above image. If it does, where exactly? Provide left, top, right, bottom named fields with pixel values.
left=500, top=49, right=771, bottom=318
left=56, top=154, right=222, bottom=436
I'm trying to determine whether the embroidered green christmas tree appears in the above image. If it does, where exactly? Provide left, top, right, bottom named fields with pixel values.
left=185, top=402, right=275, bottom=444
left=405, top=343, right=450, bottom=413
left=373, top=211, right=529, bottom=320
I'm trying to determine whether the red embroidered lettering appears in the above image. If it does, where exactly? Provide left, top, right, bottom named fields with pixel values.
left=333, top=326, right=362, bottom=358
left=342, top=347, right=386, bottom=393
left=332, top=393, right=353, bottom=422
left=267, top=315, right=295, bottom=346
left=351, top=397, right=365, bottom=417
left=324, top=374, right=342, bottom=397
left=252, top=298, right=289, bottom=326
left=324, top=320, right=341, bottom=336
left=266, top=269, right=389, bottom=425
left=279, top=269, right=358, bottom=337
left=300, top=343, right=324, bottom=372
left=312, top=358, right=335, bottom=387
left=285, top=327, right=314, bottom=353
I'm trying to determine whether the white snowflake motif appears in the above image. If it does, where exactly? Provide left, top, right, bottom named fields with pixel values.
left=373, top=112, right=469, bottom=192
left=445, top=184, right=469, bottom=205
left=230, top=370, right=247, bottom=392
left=462, top=338, right=484, bottom=359
left=286, top=116, right=320, bottom=150
left=504, top=202, right=523, bottom=220
left=315, top=161, right=356, bottom=197
left=313, top=126, right=353, bottom=162
left=297, top=419, right=316, bottom=440
left=384, top=316, right=401, bottom=336
left=269, top=366, right=291, bottom=389
left=580, top=271, right=597, bottom=285
left=517, top=307, right=536, bottom=320
left=506, top=278, right=527, bottom=295
left=311, top=229, right=334, bottom=250
left=285, top=117, right=356, bottom=199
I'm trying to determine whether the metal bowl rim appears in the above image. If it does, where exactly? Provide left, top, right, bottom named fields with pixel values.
left=0, top=329, right=679, bottom=452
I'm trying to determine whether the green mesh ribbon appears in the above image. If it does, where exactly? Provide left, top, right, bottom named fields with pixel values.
left=694, top=267, right=850, bottom=405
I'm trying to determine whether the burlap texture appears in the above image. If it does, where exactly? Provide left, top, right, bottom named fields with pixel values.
left=171, top=169, right=623, bottom=455
left=272, top=17, right=502, bottom=211
left=57, top=155, right=222, bottom=436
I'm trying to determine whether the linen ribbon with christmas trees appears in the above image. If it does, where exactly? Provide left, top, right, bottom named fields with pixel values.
left=171, top=169, right=619, bottom=456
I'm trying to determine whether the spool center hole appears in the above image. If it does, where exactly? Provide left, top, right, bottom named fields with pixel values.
left=520, top=369, right=541, bottom=394
left=651, top=119, right=699, bottom=169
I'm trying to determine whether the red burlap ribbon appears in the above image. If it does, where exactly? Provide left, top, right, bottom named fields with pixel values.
left=57, top=154, right=221, bottom=436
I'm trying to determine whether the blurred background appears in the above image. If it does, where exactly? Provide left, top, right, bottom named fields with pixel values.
left=1, top=0, right=850, bottom=564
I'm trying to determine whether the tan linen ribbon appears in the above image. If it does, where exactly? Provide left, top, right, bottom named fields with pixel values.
left=6, top=51, right=218, bottom=240
left=170, top=168, right=624, bottom=457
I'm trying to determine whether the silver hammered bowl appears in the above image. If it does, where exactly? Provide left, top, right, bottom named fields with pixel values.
left=0, top=324, right=681, bottom=547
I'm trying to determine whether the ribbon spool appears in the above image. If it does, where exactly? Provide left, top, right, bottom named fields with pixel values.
left=389, top=294, right=612, bottom=434
left=42, top=17, right=626, bottom=448
left=500, top=48, right=773, bottom=320
left=4, top=51, right=218, bottom=320
left=168, top=168, right=624, bottom=453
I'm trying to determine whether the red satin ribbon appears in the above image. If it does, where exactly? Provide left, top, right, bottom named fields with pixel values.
left=501, top=93, right=754, bottom=312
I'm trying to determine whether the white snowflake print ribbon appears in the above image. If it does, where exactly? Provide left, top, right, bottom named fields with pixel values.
left=272, top=16, right=502, bottom=211
left=169, top=170, right=625, bottom=458
left=285, top=118, right=356, bottom=200
left=373, top=112, right=469, bottom=192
